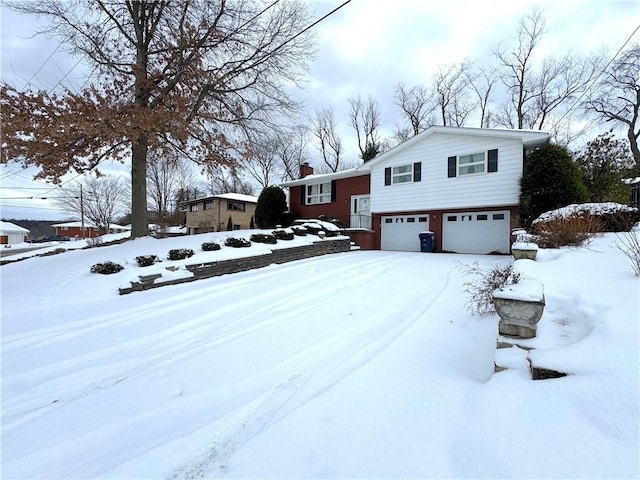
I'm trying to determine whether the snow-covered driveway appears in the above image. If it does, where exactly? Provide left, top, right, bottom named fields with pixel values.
left=2, top=239, right=638, bottom=479
left=2, top=251, right=501, bottom=478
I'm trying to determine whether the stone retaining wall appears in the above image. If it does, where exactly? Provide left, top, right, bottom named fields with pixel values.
left=119, top=237, right=350, bottom=295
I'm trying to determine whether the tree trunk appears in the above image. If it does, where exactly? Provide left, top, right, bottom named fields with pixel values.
left=131, top=135, right=149, bottom=238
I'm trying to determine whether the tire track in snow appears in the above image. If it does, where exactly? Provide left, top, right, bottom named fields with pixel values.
left=166, top=263, right=456, bottom=479
left=2, top=254, right=396, bottom=432
left=2, top=252, right=373, bottom=353
left=167, top=373, right=310, bottom=480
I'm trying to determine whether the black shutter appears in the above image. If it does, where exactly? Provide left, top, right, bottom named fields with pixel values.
left=447, top=156, right=457, bottom=178
left=384, top=167, right=391, bottom=185
left=330, top=180, right=337, bottom=202
left=488, top=149, right=498, bottom=173
left=300, top=185, right=306, bottom=205
left=413, top=162, right=422, bottom=182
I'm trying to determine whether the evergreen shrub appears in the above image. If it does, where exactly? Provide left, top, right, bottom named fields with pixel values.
left=225, top=237, right=251, bottom=248
left=272, top=229, right=294, bottom=240
left=135, top=254, right=160, bottom=267
left=250, top=233, right=277, bottom=244
left=201, top=242, right=221, bottom=251
left=90, top=261, right=124, bottom=274
left=167, top=248, right=195, bottom=260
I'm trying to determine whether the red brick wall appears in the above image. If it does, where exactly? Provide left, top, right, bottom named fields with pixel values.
left=289, top=174, right=370, bottom=226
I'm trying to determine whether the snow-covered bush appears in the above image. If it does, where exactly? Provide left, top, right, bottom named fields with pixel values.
left=135, top=255, right=160, bottom=267
left=615, top=231, right=640, bottom=276
left=291, top=226, right=307, bottom=236
left=167, top=248, right=195, bottom=260
left=201, top=242, right=221, bottom=252
left=225, top=237, right=251, bottom=248
left=250, top=233, right=277, bottom=244
left=458, top=262, right=522, bottom=316
left=90, top=261, right=124, bottom=274
left=533, top=203, right=639, bottom=233
left=272, top=228, right=294, bottom=241
left=532, top=215, right=601, bottom=248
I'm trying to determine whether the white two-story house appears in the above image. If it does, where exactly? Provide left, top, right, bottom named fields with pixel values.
left=283, top=126, right=550, bottom=254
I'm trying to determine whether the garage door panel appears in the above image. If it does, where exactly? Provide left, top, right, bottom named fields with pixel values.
left=443, top=211, right=509, bottom=254
left=381, top=215, right=429, bottom=252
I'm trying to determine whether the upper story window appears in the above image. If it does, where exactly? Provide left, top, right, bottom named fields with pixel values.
left=392, top=165, right=413, bottom=183
left=204, top=201, right=213, bottom=210
left=385, top=162, right=422, bottom=185
left=306, top=182, right=332, bottom=204
left=227, top=200, right=245, bottom=211
left=190, top=204, right=199, bottom=212
left=458, top=152, right=485, bottom=176
left=448, top=149, right=498, bottom=178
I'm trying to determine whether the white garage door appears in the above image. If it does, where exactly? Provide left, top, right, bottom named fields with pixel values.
left=442, top=211, right=510, bottom=254
left=381, top=215, right=430, bottom=252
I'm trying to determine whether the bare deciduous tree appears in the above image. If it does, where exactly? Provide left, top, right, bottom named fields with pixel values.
left=494, top=7, right=604, bottom=135
left=55, top=176, right=129, bottom=234
left=205, top=166, right=254, bottom=196
left=312, top=107, right=343, bottom=172
left=278, top=126, right=310, bottom=182
left=433, top=60, right=475, bottom=126
left=1, top=0, right=315, bottom=238
left=393, top=83, right=435, bottom=136
left=466, top=64, right=498, bottom=128
left=584, top=43, right=640, bottom=165
left=495, top=8, right=547, bottom=129
left=147, top=153, right=198, bottom=228
left=348, top=94, right=384, bottom=161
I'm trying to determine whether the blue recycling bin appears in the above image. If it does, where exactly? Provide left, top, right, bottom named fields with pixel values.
left=418, top=231, right=435, bottom=252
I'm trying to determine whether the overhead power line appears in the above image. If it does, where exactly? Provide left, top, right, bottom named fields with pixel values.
left=557, top=22, right=640, bottom=125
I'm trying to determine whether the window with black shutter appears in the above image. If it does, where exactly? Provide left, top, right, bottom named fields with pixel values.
left=448, top=156, right=457, bottom=177
left=488, top=149, right=498, bottom=173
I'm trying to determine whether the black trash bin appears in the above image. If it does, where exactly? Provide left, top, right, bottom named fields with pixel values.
left=418, top=231, right=435, bottom=252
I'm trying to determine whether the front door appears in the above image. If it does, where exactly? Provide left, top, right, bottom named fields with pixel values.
left=351, top=195, right=371, bottom=229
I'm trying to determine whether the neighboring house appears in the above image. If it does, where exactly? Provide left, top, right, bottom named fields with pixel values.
left=52, top=221, right=130, bottom=238
left=183, top=193, right=258, bottom=234
left=282, top=126, right=550, bottom=254
left=0, top=221, right=29, bottom=245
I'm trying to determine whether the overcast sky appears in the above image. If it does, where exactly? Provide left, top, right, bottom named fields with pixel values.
left=1, top=0, right=639, bottom=220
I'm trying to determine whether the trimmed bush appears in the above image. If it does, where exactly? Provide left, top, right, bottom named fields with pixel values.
left=135, top=254, right=160, bottom=267
left=272, top=229, right=294, bottom=241
left=250, top=233, right=277, bottom=244
left=201, top=242, right=221, bottom=251
left=90, top=261, right=124, bottom=275
left=167, top=248, right=195, bottom=260
left=458, top=262, right=522, bottom=316
left=291, top=226, right=307, bottom=236
left=225, top=237, right=251, bottom=248
left=520, top=144, right=589, bottom=227
left=302, top=223, right=323, bottom=236
left=255, top=186, right=288, bottom=228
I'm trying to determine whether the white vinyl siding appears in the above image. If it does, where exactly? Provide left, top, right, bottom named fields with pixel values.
left=371, top=133, right=524, bottom=213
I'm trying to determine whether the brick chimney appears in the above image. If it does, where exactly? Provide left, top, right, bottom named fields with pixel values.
left=300, top=162, right=314, bottom=178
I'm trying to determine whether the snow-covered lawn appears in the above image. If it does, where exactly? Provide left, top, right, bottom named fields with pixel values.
left=1, top=230, right=638, bottom=479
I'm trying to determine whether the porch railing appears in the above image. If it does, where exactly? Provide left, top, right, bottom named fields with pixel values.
left=350, top=214, right=372, bottom=229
